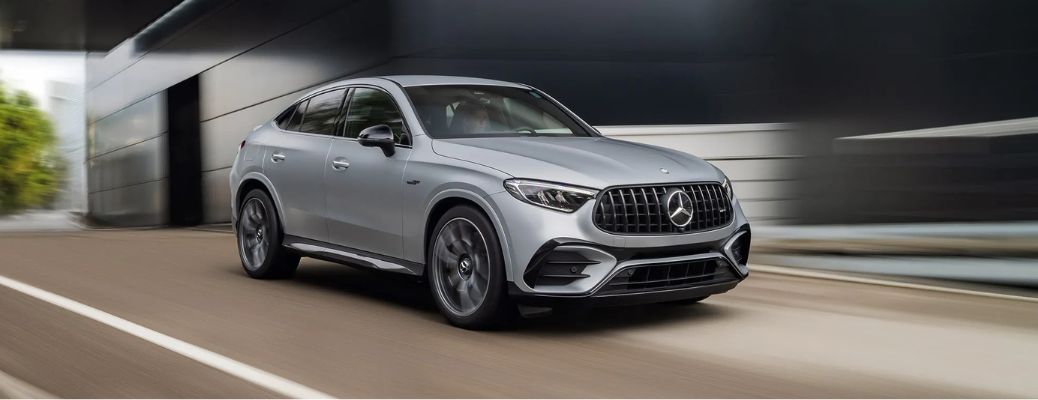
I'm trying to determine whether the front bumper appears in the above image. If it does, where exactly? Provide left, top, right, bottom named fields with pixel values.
left=507, top=230, right=749, bottom=306
left=509, top=279, right=740, bottom=308
left=486, top=190, right=751, bottom=303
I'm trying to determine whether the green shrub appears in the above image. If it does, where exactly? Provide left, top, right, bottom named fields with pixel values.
left=0, top=82, right=63, bottom=214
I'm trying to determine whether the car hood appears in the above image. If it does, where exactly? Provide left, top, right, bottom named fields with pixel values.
left=431, top=136, right=724, bottom=189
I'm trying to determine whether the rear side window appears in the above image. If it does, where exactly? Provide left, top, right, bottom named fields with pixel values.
left=275, top=106, right=294, bottom=127
left=298, top=89, right=346, bottom=135
left=277, top=100, right=307, bottom=131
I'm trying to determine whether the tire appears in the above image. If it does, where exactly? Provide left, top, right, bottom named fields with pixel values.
left=427, top=205, right=516, bottom=329
left=236, top=189, right=300, bottom=279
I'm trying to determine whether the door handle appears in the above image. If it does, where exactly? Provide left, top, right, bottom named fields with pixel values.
left=270, top=151, right=286, bottom=163
left=331, top=157, right=351, bottom=171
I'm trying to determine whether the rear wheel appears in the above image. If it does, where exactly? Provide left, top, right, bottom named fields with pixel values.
left=428, top=205, right=515, bottom=329
left=236, top=189, right=299, bottom=279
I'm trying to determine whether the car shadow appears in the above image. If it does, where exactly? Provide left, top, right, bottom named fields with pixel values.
left=513, top=300, right=736, bottom=334
left=289, top=260, right=439, bottom=313
left=237, top=259, right=738, bottom=332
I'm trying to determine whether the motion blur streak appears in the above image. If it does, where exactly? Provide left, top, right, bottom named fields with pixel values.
left=0, top=369, right=53, bottom=399
left=0, top=274, right=331, bottom=399
left=0, top=229, right=1034, bottom=398
left=752, top=265, right=1038, bottom=304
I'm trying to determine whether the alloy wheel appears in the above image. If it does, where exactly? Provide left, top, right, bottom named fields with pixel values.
left=431, top=218, right=491, bottom=316
left=238, top=198, right=270, bottom=271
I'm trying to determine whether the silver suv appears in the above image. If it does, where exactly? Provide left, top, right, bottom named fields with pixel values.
left=230, top=76, right=750, bottom=329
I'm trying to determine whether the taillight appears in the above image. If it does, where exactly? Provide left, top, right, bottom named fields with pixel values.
left=239, top=140, right=246, bottom=150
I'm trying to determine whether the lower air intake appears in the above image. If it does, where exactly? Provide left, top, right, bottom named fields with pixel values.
left=597, top=258, right=739, bottom=295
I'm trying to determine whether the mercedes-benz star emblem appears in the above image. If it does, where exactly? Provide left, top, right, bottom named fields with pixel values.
left=666, top=190, right=694, bottom=227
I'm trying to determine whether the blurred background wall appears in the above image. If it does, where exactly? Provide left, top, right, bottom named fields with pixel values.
left=77, top=0, right=1038, bottom=226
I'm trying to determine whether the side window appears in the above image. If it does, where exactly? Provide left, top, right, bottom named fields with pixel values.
left=342, top=88, right=409, bottom=145
left=298, top=89, right=346, bottom=135
left=282, top=100, right=307, bottom=131
left=275, top=105, right=295, bottom=128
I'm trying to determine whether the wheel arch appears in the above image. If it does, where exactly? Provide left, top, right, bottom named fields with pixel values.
left=422, top=190, right=513, bottom=280
left=234, top=173, right=286, bottom=229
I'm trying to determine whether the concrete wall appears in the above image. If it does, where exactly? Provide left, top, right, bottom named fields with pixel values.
left=86, top=93, right=168, bottom=225
left=85, top=0, right=1038, bottom=226
left=828, top=117, right=1038, bottom=223
left=86, top=0, right=801, bottom=226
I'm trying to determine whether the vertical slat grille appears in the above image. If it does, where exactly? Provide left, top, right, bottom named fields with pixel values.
left=593, top=183, right=733, bottom=234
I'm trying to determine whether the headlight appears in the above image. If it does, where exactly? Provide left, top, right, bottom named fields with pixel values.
left=721, top=176, right=734, bottom=199
left=504, top=179, right=598, bottom=213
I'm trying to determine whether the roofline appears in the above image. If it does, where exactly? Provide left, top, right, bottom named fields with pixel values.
left=379, top=75, right=530, bottom=89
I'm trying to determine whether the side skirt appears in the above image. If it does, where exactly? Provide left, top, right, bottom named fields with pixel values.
left=283, top=235, right=424, bottom=276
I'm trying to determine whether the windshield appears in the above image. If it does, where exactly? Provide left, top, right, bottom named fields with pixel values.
left=404, top=85, right=594, bottom=139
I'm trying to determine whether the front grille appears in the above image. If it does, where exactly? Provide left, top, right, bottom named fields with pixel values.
left=598, top=258, right=738, bottom=295
left=593, top=183, right=733, bottom=234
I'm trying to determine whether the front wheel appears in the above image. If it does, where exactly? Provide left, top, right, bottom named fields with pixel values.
left=428, top=205, right=515, bottom=329
left=236, top=189, right=299, bottom=279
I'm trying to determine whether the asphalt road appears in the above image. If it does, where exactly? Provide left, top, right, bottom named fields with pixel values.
left=0, top=229, right=1035, bottom=398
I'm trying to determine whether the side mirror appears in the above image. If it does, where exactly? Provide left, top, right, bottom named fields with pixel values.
left=357, top=124, right=395, bottom=157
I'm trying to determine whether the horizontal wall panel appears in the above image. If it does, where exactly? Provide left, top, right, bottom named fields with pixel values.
left=88, top=52, right=223, bottom=122
left=200, top=93, right=299, bottom=171
left=86, top=0, right=346, bottom=121
left=393, top=1, right=784, bottom=64
left=728, top=180, right=797, bottom=202
left=202, top=168, right=232, bottom=224
left=199, top=0, right=392, bottom=121
left=85, top=41, right=141, bottom=89
left=90, top=93, right=166, bottom=157
left=708, top=158, right=800, bottom=182
left=379, top=57, right=791, bottom=125
left=88, top=180, right=168, bottom=227
left=739, top=199, right=798, bottom=221
left=88, top=135, right=168, bottom=193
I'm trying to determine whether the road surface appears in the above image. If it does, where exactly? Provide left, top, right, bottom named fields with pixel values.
left=0, top=229, right=1034, bottom=398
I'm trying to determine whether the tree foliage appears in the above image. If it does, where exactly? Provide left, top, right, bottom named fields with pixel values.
left=0, top=82, right=62, bottom=214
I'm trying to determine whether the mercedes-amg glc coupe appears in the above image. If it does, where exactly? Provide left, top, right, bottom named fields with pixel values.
left=230, top=76, right=751, bottom=329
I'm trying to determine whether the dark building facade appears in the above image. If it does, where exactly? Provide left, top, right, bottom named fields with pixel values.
left=85, top=0, right=1038, bottom=226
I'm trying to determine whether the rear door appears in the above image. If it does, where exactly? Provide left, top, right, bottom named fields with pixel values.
left=324, top=87, right=412, bottom=259
left=263, top=88, right=345, bottom=242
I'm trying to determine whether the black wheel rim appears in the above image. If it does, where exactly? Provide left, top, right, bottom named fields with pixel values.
left=431, top=218, right=490, bottom=316
left=238, top=198, right=269, bottom=271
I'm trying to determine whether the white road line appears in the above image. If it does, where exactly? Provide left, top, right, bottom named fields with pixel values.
left=0, top=369, right=54, bottom=399
left=751, top=264, right=1038, bottom=303
left=0, top=275, right=332, bottom=399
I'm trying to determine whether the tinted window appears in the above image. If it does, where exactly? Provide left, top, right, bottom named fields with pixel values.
left=283, top=100, right=307, bottom=131
left=298, top=89, right=345, bottom=135
left=275, top=105, right=295, bottom=128
left=404, top=85, right=591, bottom=139
left=342, top=88, right=408, bottom=144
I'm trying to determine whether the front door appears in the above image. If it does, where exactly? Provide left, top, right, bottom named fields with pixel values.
left=324, top=87, right=412, bottom=259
